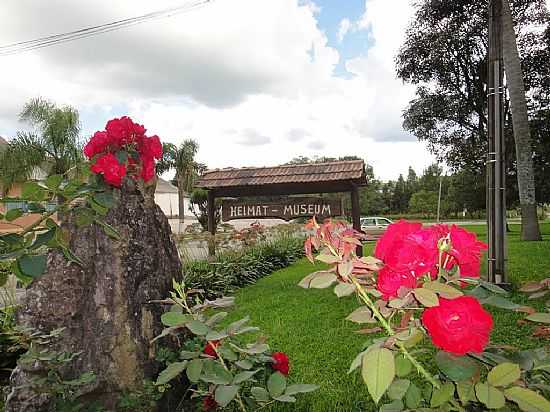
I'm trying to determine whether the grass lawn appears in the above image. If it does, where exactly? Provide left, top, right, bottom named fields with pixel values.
left=223, top=223, right=550, bottom=412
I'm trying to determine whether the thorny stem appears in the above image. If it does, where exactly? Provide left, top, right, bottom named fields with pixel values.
left=350, top=277, right=466, bottom=412
left=213, top=346, right=248, bottom=412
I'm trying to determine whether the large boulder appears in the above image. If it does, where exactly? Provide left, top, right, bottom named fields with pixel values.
left=5, top=179, right=182, bottom=411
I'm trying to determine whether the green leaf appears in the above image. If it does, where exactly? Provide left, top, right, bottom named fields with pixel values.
left=214, top=385, right=239, bottom=408
left=46, top=174, right=64, bottom=191
left=334, top=282, right=356, bottom=297
left=413, top=288, right=439, bottom=307
left=423, top=281, right=463, bottom=299
left=504, top=386, right=550, bottom=412
left=267, top=372, right=287, bottom=397
left=235, top=359, right=253, bottom=370
left=186, top=320, right=209, bottom=336
left=95, top=219, right=120, bottom=240
left=273, top=394, right=296, bottom=402
left=479, top=280, right=509, bottom=295
left=388, top=379, right=410, bottom=400
left=205, top=330, right=228, bottom=341
left=284, top=384, right=319, bottom=395
left=348, top=350, right=367, bottom=374
left=156, top=361, right=187, bottom=385
left=22, top=181, right=47, bottom=200
left=475, top=382, right=505, bottom=409
left=395, top=355, right=412, bottom=378
left=30, top=229, right=55, bottom=250
left=435, top=351, right=479, bottom=381
left=227, top=316, right=250, bottom=335
left=405, top=383, right=422, bottom=409
left=315, top=254, right=340, bottom=264
left=481, top=295, right=520, bottom=310
left=206, top=312, right=228, bottom=326
left=74, top=208, right=95, bottom=227
left=251, top=387, right=270, bottom=402
left=309, top=272, right=337, bottom=289
left=18, top=254, right=47, bottom=278
left=115, top=150, right=129, bottom=164
left=379, top=399, right=404, bottom=412
left=5, top=208, right=23, bottom=221
left=457, top=381, right=475, bottom=404
left=0, top=270, right=9, bottom=287
left=218, top=346, right=238, bottom=361
left=431, top=382, right=455, bottom=408
left=160, top=312, right=191, bottom=327
left=186, top=359, right=202, bottom=383
left=89, top=198, right=108, bottom=216
left=525, top=313, right=550, bottom=324
left=233, top=370, right=259, bottom=384
left=93, top=191, right=115, bottom=208
left=362, top=347, right=395, bottom=404
left=346, top=306, right=376, bottom=324
left=201, top=361, right=233, bottom=384
left=488, top=363, right=521, bottom=387
left=179, top=350, right=200, bottom=360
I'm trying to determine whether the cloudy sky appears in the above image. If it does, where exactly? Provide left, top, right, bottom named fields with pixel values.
left=0, top=0, right=439, bottom=181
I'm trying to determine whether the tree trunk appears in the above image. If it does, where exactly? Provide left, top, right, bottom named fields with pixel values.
left=501, top=0, right=541, bottom=241
left=177, top=178, right=186, bottom=232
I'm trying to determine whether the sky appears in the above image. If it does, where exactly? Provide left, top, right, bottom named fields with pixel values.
left=0, top=0, right=439, bottom=181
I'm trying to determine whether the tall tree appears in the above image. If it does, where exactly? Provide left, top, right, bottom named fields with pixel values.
left=501, top=0, right=541, bottom=240
left=171, top=139, right=201, bottom=226
left=0, top=97, right=82, bottom=197
left=396, top=0, right=548, bottom=236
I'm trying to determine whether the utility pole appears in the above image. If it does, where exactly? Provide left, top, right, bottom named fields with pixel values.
left=487, top=0, right=507, bottom=284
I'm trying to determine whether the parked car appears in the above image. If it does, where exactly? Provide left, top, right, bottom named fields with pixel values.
left=360, top=217, right=393, bottom=239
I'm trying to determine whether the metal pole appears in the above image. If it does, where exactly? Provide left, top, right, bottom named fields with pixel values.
left=487, top=0, right=507, bottom=284
left=437, top=175, right=443, bottom=223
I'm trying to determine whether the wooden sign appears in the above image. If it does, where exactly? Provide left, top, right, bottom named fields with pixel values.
left=221, top=197, right=342, bottom=222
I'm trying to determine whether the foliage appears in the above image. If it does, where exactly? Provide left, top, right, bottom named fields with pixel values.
left=299, top=218, right=549, bottom=411
left=152, top=281, right=318, bottom=411
left=396, top=0, right=550, bottom=204
left=117, top=380, right=166, bottom=412
left=16, top=327, right=100, bottom=411
left=0, top=168, right=118, bottom=283
left=183, top=236, right=304, bottom=300
left=189, top=188, right=222, bottom=232
left=0, top=97, right=83, bottom=196
left=408, top=190, right=439, bottom=217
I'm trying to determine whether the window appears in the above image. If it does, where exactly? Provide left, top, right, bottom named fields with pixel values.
left=362, top=218, right=376, bottom=226
left=377, top=218, right=392, bottom=225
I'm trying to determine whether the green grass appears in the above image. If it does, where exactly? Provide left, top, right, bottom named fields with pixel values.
left=223, top=223, right=550, bottom=412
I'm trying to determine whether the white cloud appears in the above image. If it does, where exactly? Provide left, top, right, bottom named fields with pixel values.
left=337, top=18, right=352, bottom=42
left=0, top=0, right=435, bottom=181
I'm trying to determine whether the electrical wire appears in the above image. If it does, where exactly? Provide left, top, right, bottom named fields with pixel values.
left=0, top=0, right=212, bottom=56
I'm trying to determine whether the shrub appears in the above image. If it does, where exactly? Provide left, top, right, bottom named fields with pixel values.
left=183, top=236, right=305, bottom=299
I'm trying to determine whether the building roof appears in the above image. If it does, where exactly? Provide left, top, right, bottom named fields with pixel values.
left=0, top=136, right=7, bottom=146
left=156, top=177, right=180, bottom=194
left=195, top=160, right=367, bottom=197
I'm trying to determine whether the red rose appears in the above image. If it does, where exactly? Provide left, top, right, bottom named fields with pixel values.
left=422, top=296, right=493, bottom=356
left=444, top=225, right=488, bottom=279
left=376, top=265, right=418, bottom=300
left=203, top=341, right=220, bottom=358
left=271, top=352, right=290, bottom=376
left=84, top=131, right=110, bottom=159
left=140, top=135, right=162, bottom=160
left=140, top=156, right=156, bottom=183
left=374, top=220, right=422, bottom=262
left=91, top=153, right=127, bottom=187
left=202, top=396, right=217, bottom=411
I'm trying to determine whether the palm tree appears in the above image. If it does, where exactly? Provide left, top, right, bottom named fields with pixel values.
left=159, top=139, right=202, bottom=228
left=0, top=97, right=82, bottom=198
left=501, top=0, right=542, bottom=240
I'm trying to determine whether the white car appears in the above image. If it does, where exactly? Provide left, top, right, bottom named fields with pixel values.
left=360, top=217, right=393, bottom=239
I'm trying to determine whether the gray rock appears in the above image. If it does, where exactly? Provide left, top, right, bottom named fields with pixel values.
left=5, top=178, right=182, bottom=411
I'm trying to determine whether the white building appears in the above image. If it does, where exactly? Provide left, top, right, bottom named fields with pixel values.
left=155, top=178, right=197, bottom=234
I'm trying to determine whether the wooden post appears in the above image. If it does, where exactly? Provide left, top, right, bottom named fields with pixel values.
left=350, top=185, right=363, bottom=257
left=207, top=190, right=216, bottom=256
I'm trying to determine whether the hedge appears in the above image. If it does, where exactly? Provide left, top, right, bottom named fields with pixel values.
left=182, top=236, right=305, bottom=299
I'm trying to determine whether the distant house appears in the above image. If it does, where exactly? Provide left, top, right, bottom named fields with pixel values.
left=0, top=137, right=194, bottom=233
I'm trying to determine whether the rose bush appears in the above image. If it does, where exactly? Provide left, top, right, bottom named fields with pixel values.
left=85, top=116, right=162, bottom=187
left=300, top=218, right=549, bottom=411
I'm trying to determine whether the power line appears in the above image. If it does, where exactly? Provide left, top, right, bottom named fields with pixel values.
left=0, top=0, right=212, bottom=56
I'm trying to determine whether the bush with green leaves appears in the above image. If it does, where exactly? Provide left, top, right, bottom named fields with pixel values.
left=183, top=236, right=305, bottom=300
left=153, top=281, right=318, bottom=411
